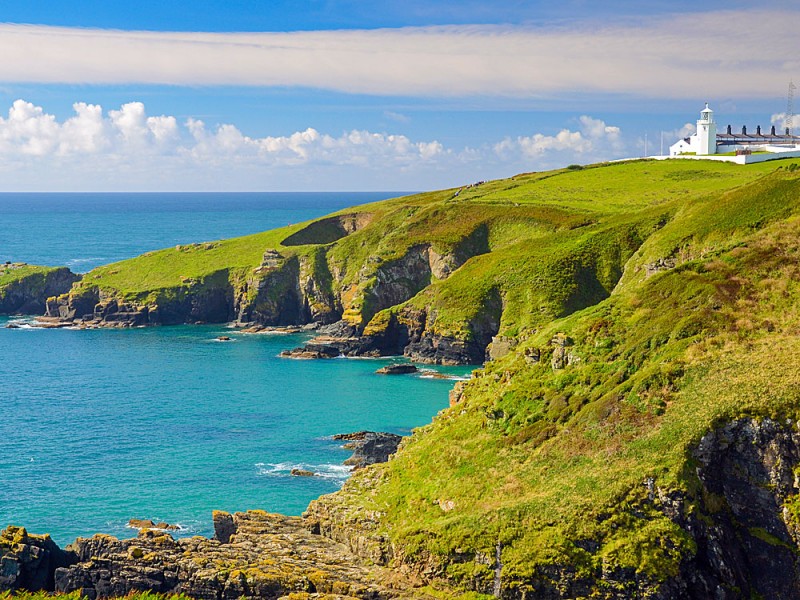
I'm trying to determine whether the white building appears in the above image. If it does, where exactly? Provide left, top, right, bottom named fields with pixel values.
left=670, top=103, right=717, bottom=156
left=670, top=103, right=800, bottom=158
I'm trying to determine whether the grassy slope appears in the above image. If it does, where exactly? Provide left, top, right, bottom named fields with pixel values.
left=74, top=160, right=781, bottom=334
left=0, top=264, right=61, bottom=288
left=42, top=159, right=800, bottom=596
left=315, top=163, right=800, bottom=594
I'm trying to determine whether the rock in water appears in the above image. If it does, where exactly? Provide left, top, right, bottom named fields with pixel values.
left=127, top=519, right=179, bottom=531
left=375, top=364, right=418, bottom=375
left=290, top=468, right=315, bottom=477
left=333, top=431, right=403, bottom=469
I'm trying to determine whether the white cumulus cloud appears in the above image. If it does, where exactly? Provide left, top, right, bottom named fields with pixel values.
left=0, top=99, right=631, bottom=190
left=494, top=115, right=624, bottom=161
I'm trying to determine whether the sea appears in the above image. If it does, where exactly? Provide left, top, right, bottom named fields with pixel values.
left=0, top=192, right=470, bottom=546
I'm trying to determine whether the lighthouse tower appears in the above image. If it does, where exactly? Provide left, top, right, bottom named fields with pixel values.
left=696, top=103, right=717, bottom=155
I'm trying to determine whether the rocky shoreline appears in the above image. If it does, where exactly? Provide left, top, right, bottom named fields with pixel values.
left=1, top=432, right=406, bottom=599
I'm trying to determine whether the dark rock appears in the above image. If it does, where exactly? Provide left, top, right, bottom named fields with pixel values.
left=290, top=468, right=315, bottom=477
left=669, top=417, right=800, bottom=599
left=216, top=336, right=232, bottom=341
left=333, top=432, right=403, bottom=469
left=375, top=364, right=418, bottom=375
left=280, top=343, right=341, bottom=359
left=0, top=267, right=80, bottom=316
left=212, top=510, right=236, bottom=544
left=0, top=526, right=75, bottom=592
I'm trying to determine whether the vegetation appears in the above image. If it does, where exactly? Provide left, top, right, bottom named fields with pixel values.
left=50, top=157, right=800, bottom=594
left=70, top=159, right=782, bottom=334
left=310, top=160, right=800, bottom=594
left=0, top=264, right=60, bottom=289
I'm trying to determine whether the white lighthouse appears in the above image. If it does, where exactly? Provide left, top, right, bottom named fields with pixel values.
left=696, top=103, right=717, bottom=155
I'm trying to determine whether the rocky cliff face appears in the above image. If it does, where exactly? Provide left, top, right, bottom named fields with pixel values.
left=0, top=266, right=80, bottom=315
left=303, top=417, right=800, bottom=599
left=0, top=526, right=73, bottom=592
left=668, top=417, right=800, bottom=599
left=50, top=228, right=495, bottom=363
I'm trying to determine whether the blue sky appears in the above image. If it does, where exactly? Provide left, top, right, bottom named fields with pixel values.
left=0, top=1, right=797, bottom=191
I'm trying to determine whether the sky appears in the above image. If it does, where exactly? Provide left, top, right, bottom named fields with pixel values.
left=0, top=0, right=798, bottom=191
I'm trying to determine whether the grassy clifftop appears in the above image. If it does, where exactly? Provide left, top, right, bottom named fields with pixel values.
left=308, top=162, right=800, bottom=597
left=60, top=160, right=785, bottom=358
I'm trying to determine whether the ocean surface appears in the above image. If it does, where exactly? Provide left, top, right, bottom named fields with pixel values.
left=0, top=192, right=469, bottom=546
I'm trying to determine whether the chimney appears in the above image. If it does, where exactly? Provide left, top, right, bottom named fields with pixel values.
left=771, top=125, right=776, bottom=135
left=787, top=127, right=791, bottom=136
left=756, top=125, right=762, bottom=135
left=727, top=124, right=732, bottom=134
left=742, top=125, right=747, bottom=135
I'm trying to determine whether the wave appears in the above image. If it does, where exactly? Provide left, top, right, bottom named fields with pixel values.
left=255, top=461, right=353, bottom=483
left=5, top=317, right=39, bottom=330
left=417, top=368, right=470, bottom=381
left=124, top=520, right=190, bottom=533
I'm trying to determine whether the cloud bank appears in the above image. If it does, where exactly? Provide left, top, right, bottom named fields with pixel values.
left=0, top=10, right=797, bottom=98
left=0, top=99, right=626, bottom=190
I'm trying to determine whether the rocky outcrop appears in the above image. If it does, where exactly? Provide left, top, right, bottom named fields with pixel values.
left=126, top=519, right=180, bottom=532
left=334, top=432, right=403, bottom=469
left=48, top=511, right=403, bottom=599
left=0, top=266, right=80, bottom=315
left=0, top=526, right=75, bottom=592
left=660, top=417, right=800, bottom=599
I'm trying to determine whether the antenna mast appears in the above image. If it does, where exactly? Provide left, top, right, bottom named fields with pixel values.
left=788, top=80, right=796, bottom=136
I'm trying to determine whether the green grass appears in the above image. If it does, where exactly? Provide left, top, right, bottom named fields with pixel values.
left=73, top=159, right=787, bottom=320
left=40, top=157, right=800, bottom=595
left=311, top=165, right=800, bottom=594
left=0, top=264, right=61, bottom=288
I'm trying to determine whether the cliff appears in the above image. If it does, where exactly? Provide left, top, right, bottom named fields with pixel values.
left=0, top=264, right=80, bottom=315
left=7, top=159, right=800, bottom=599
left=304, top=163, right=800, bottom=597
left=44, top=159, right=783, bottom=366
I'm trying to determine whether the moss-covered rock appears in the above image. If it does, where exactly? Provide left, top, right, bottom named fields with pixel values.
left=0, top=264, right=79, bottom=315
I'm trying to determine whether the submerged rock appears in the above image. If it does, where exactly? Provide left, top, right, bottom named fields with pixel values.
left=375, top=364, right=418, bottom=375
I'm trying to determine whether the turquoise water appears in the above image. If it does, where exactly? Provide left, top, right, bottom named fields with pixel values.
left=0, top=193, right=467, bottom=546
